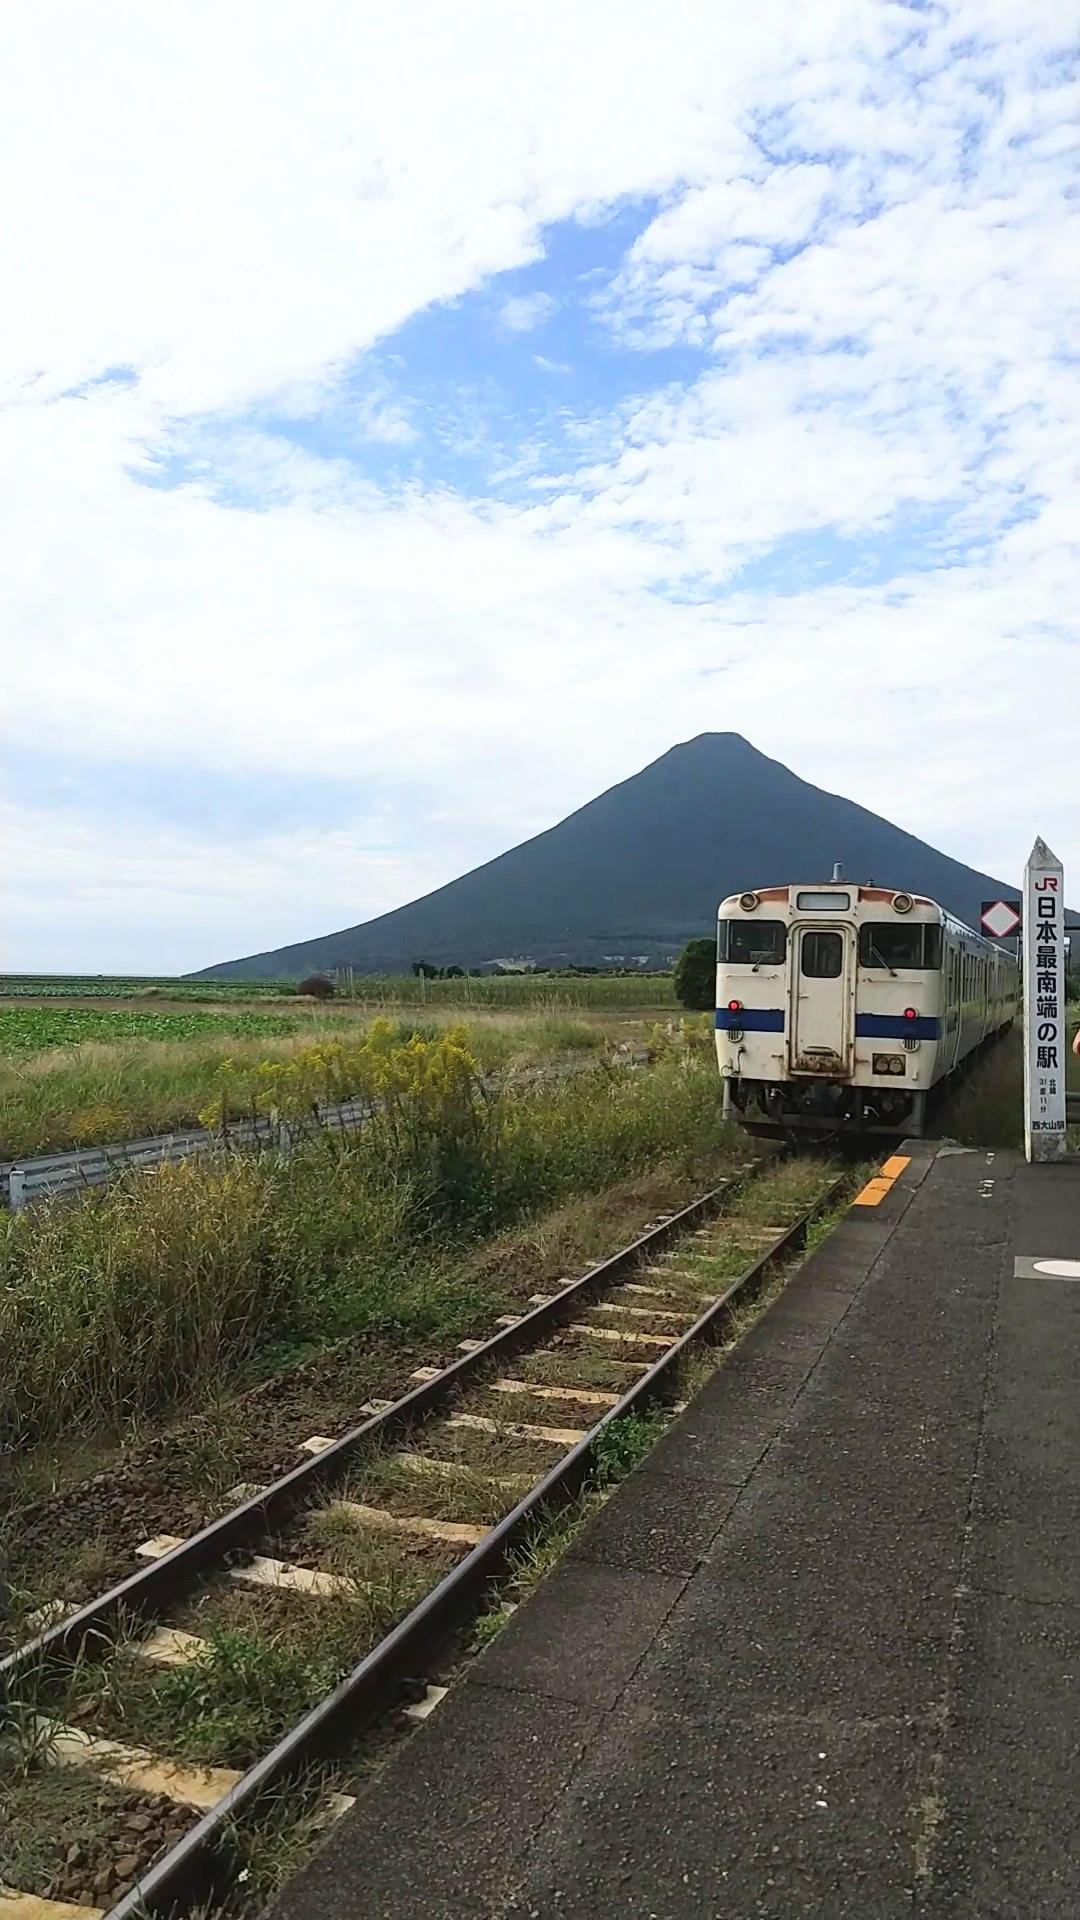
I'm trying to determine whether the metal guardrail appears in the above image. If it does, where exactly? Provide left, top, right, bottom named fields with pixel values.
left=1, top=1101, right=370, bottom=1211
left=0, top=1056, right=610, bottom=1212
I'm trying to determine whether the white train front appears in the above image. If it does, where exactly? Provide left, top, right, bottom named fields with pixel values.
left=715, top=882, right=1019, bottom=1136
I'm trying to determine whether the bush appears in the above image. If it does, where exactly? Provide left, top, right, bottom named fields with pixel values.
left=673, top=938, right=716, bottom=1011
left=297, top=975, right=335, bottom=999
left=0, top=1046, right=736, bottom=1447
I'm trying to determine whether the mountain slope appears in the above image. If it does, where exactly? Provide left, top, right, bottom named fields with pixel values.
left=195, top=734, right=1023, bottom=977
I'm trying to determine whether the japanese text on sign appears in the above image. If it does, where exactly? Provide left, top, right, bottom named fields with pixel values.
left=1023, top=838, right=1067, bottom=1162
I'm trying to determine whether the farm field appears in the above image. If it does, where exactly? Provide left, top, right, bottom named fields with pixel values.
left=0, top=1006, right=300, bottom=1054
left=0, top=993, right=686, bottom=1161
left=0, top=974, right=293, bottom=1002
left=1, top=970, right=678, bottom=1010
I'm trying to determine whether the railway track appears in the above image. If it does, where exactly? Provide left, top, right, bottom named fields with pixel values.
left=1, top=1156, right=846, bottom=1918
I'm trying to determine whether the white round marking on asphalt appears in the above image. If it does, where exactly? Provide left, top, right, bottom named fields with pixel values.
left=1032, top=1259, right=1080, bottom=1279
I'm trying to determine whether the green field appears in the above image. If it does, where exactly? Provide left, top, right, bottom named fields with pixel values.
left=0, top=975, right=292, bottom=1000
left=0, top=1007, right=300, bottom=1054
left=0, top=971, right=677, bottom=1009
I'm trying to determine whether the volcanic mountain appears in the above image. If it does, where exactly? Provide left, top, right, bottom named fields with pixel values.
left=195, top=734, right=1023, bottom=978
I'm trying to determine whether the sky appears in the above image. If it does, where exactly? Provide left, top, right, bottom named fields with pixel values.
left=3, top=0, right=1078, bottom=973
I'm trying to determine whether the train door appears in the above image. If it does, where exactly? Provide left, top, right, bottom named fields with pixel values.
left=788, top=925, right=855, bottom=1075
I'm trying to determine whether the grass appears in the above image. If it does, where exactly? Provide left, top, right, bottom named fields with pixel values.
left=0, top=1008, right=625, bottom=1160
left=591, top=1409, right=668, bottom=1483
left=2, top=1155, right=849, bottom=1916
left=0, top=1046, right=737, bottom=1449
left=331, top=973, right=678, bottom=1011
left=937, top=1013, right=1079, bottom=1149
left=0, top=1763, right=151, bottom=1895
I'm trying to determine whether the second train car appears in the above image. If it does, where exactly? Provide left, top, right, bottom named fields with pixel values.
left=715, top=879, right=1019, bottom=1136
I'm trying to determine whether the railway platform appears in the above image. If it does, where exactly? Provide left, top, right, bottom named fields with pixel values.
left=270, top=1139, right=1080, bottom=1919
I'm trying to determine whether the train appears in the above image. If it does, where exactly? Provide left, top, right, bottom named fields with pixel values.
left=715, top=877, right=1020, bottom=1136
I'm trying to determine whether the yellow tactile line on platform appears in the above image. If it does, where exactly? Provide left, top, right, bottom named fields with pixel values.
left=852, top=1154, right=912, bottom=1207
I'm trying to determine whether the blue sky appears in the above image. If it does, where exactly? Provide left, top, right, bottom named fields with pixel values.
left=2, top=1, right=1077, bottom=971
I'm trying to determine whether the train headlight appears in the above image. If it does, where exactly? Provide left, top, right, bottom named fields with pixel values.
left=893, top=893, right=914, bottom=914
left=872, top=1053, right=907, bottom=1076
left=739, top=892, right=759, bottom=912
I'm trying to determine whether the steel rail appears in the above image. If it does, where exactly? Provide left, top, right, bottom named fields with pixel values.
left=0, top=1166, right=762, bottom=1689
left=99, top=1168, right=847, bottom=1919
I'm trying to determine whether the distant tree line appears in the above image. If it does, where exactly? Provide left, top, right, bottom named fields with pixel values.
left=409, top=960, right=672, bottom=979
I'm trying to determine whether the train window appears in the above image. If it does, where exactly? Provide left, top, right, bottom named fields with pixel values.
left=801, top=930, right=843, bottom=978
left=858, top=923, right=943, bottom=969
left=795, top=890, right=850, bottom=911
left=717, top=919, right=786, bottom=964
left=858, top=923, right=922, bottom=968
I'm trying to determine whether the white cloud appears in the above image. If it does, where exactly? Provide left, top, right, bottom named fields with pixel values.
left=2, top=0, right=1078, bottom=968
left=498, top=293, right=557, bottom=334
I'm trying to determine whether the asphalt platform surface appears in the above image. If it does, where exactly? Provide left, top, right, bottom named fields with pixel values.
left=270, top=1141, right=1080, bottom=1919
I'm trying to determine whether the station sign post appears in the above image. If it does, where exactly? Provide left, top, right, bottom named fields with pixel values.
left=1023, top=837, right=1067, bottom=1163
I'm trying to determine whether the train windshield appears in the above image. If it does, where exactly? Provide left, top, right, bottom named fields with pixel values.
left=859, top=923, right=942, bottom=969
left=718, top=919, right=786, bottom=965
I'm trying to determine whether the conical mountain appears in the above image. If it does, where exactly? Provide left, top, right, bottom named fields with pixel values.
left=194, top=734, right=1021, bottom=977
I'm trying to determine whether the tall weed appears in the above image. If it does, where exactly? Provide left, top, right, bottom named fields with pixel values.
left=0, top=1045, right=735, bottom=1448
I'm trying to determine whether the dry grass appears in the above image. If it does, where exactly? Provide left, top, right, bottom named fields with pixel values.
left=0, top=1009, right=624, bottom=1160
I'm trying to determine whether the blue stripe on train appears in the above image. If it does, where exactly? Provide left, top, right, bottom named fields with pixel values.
left=713, top=1009, right=940, bottom=1039
left=855, top=1013, right=940, bottom=1040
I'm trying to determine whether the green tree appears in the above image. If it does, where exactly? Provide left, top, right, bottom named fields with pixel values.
left=673, top=937, right=716, bottom=1011
left=297, top=973, right=335, bottom=999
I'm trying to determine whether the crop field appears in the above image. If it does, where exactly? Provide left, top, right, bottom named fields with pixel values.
left=0, top=975, right=292, bottom=1000
left=0, top=994, right=692, bottom=1160
left=0, top=1006, right=300, bottom=1054
left=0, top=971, right=679, bottom=1009
left=333, top=973, right=678, bottom=1010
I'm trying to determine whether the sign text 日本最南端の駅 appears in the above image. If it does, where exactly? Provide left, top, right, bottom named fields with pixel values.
left=1022, top=839, right=1067, bottom=1163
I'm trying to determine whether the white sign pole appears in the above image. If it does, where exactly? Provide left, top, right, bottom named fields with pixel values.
left=1023, top=836, right=1067, bottom=1163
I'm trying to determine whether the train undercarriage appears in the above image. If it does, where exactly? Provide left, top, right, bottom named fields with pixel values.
left=723, top=1074, right=927, bottom=1138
